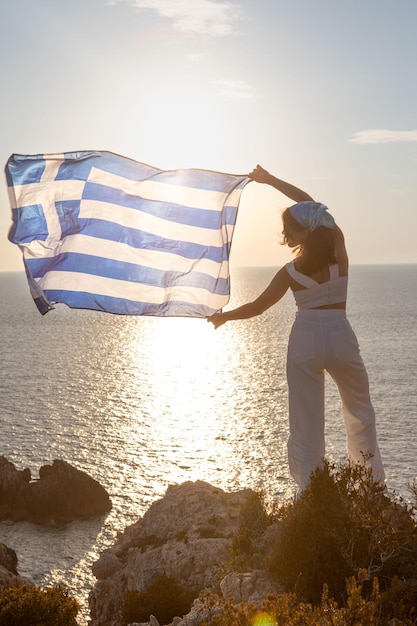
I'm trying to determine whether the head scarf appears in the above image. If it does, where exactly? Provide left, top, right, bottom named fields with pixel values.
left=289, top=201, right=334, bottom=231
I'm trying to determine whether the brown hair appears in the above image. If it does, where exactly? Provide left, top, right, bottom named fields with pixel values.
left=281, top=208, right=337, bottom=276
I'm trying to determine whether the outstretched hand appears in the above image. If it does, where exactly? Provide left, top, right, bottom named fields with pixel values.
left=207, top=313, right=227, bottom=329
left=248, top=164, right=271, bottom=184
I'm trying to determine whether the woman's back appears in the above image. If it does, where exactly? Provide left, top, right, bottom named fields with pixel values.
left=286, top=261, right=348, bottom=309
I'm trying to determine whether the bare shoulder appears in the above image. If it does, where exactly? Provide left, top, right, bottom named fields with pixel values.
left=333, top=224, right=345, bottom=241
left=333, top=224, right=349, bottom=275
left=270, top=264, right=294, bottom=293
left=274, top=264, right=292, bottom=284
left=265, top=265, right=292, bottom=294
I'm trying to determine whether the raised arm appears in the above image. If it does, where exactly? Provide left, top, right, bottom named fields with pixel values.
left=208, top=266, right=291, bottom=329
left=248, top=165, right=314, bottom=203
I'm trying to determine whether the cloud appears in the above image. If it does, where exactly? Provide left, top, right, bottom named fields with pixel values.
left=213, top=80, right=257, bottom=99
left=349, top=129, right=417, bottom=144
left=122, top=0, right=242, bottom=37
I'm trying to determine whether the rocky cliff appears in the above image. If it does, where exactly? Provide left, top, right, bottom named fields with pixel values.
left=89, top=480, right=281, bottom=626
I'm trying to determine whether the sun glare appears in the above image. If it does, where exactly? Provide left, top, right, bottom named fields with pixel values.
left=115, top=316, right=232, bottom=483
left=125, top=74, right=233, bottom=169
left=99, top=304, right=291, bottom=500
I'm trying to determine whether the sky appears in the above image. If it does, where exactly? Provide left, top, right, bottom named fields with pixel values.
left=1, top=0, right=416, bottom=271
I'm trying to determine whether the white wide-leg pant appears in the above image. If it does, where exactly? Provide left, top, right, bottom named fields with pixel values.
left=286, top=309, right=385, bottom=490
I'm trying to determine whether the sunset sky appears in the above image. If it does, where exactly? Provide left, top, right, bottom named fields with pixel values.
left=1, top=0, right=416, bottom=272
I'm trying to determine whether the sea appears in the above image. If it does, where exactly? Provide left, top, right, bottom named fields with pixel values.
left=0, top=265, right=416, bottom=624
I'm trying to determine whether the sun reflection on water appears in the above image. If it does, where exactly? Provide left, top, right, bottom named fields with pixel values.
left=119, top=316, right=246, bottom=482
left=93, top=305, right=295, bottom=514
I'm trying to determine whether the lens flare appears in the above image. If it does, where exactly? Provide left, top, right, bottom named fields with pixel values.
left=252, top=612, right=276, bottom=626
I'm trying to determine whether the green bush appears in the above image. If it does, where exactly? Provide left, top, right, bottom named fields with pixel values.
left=120, top=573, right=195, bottom=626
left=268, top=459, right=417, bottom=616
left=230, top=490, right=273, bottom=570
left=0, top=585, right=79, bottom=626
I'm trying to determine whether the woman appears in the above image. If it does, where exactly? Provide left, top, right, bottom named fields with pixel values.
left=208, top=165, right=385, bottom=491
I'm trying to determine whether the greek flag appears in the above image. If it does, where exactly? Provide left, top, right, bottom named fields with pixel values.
left=6, top=151, right=249, bottom=316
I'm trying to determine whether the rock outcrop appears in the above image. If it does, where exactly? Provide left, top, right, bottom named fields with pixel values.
left=89, top=480, right=281, bottom=626
left=0, top=456, right=111, bottom=524
left=0, top=542, right=32, bottom=588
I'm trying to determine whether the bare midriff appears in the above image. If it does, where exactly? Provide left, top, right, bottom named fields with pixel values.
left=310, top=301, right=346, bottom=310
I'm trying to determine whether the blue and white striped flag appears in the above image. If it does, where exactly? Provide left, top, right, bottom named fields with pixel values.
left=6, top=151, right=249, bottom=316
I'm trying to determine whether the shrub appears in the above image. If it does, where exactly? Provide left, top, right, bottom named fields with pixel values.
left=0, top=585, right=79, bottom=626
left=230, top=490, right=273, bottom=570
left=199, top=576, right=416, bottom=626
left=268, top=459, right=417, bottom=614
left=120, top=573, right=195, bottom=626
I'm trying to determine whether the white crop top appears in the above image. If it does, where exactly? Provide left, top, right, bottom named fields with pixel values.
left=285, top=262, right=348, bottom=309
